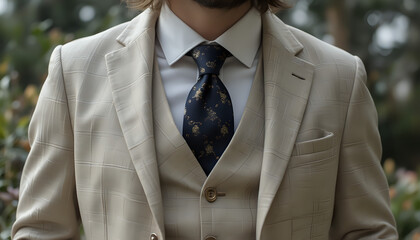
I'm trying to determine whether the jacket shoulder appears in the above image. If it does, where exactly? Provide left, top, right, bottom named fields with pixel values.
left=287, top=25, right=357, bottom=68
left=59, top=21, right=129, bottom=69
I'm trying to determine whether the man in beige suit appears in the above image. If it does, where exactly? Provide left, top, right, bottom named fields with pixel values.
left=12, top=0, right=398, bottom=239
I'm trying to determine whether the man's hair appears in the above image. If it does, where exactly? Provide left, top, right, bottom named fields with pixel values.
left=123, top=0, right=290, bottom=13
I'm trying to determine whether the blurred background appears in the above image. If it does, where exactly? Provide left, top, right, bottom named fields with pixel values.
left=0, top=0, right=419, bottom=239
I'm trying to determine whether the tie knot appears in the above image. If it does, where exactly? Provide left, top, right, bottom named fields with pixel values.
left=188, top=45, right=231, bottom=76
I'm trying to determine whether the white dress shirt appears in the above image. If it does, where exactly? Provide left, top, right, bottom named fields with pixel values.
left=156, top=2, right=262, bottom=132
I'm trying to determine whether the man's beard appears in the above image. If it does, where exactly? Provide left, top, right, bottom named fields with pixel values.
left=193, top=0, right=250, bottom=9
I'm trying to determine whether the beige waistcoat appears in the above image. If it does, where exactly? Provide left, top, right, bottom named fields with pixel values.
left=152, top=55, right=265, bottom=240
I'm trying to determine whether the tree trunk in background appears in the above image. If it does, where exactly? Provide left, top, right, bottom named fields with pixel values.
left=326, top=0, right=350, bottom=51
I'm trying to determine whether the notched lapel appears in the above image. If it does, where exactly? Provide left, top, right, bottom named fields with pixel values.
left=256, top=11, right=315, bottom=240
left=105, top=9, right=165, bottom=239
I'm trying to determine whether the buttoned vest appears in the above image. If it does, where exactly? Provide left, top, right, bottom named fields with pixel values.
left=152, top=53, right=265, bottom=240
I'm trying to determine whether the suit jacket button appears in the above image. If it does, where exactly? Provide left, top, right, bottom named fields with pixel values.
left=205, top=236, right=217, bottom=240
left=150, top=233, right=158, bottom=240
left=205, top=187, right=217, bottom=202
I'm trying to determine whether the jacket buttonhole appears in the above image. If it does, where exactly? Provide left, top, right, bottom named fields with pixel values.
left=292, top=73, right=305, bottom=80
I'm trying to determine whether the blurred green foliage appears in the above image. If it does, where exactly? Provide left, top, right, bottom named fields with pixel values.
left=0, top=0, right=419, bottom=239
left=384, top=158, right=420, bottom=239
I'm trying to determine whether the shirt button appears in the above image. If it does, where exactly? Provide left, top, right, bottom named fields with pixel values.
left=150, top=233, right=158, bottom=240
left=205, top=236, right=217, bottom=240
left=205, top=187, right=217, bottom=202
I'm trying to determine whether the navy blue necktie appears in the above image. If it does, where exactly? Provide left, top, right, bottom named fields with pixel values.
left=183, top=45, right=234, bottom=175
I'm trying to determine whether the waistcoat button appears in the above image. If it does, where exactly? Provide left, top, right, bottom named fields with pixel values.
left=150, top=233, right=158, bottom=240
left=205, top=187, right=217, bottom=202
left=205, top=236, right=217, bottom=240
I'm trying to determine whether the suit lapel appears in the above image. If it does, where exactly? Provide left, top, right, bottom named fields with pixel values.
left=105, top=9, right=165, bottom=238
left=256, top=11, right=315, bottom=240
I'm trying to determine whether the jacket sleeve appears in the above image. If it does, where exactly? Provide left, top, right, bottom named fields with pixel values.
left=12, top=46, right=80, bottom=240
left=329, top=56, right=398, bottom=239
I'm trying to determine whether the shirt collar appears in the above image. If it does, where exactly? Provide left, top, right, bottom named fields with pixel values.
left=156, top=2, right=262, bottom=68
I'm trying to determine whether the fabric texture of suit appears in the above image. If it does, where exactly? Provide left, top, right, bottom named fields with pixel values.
left=12, top=7, right=397, bottom=240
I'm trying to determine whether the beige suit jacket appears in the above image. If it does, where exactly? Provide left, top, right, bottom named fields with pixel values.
left=12, top=7, right=397, bottom=240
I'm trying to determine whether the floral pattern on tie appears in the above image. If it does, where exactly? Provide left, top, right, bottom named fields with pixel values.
left=183, top=44, right=234, bottom=175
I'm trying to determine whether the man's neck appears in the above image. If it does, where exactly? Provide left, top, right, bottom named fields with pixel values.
left=166, top=0, right=252, bottom=41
